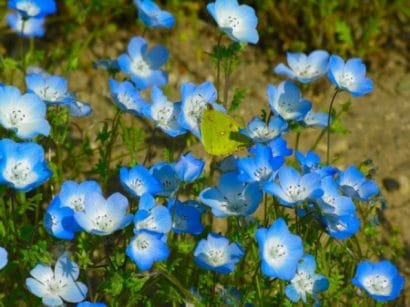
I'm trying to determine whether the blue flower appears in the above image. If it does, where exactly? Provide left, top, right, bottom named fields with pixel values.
left=126, top=230, right=169, bottom=271
left=285, top=254, right=329, bottom=303
left=319, top=176, right=355, bottom=215
left=120, top=165, right=162, bottom=197
left=0, top=247, right=8, bottom=270
left=44, top=197, right=76, bottom=240
left=240, top=116, right=288, bottom=143
left=255, top=218, right=304, bottom=280
left=117, top=37, right=169, bottom=89
left=218, top=155, right=239, bottom=173
left=267, top=81, right=312, bottom=121
left=207, top=0, right=259, bottom=44
left=237, top=144, right=284, bottom=184
left=0, top=139, right=51, bottom=192
left=274, top=50, right=329, bottom=83
left=352, top=260, right=405, bottom=302
left=147, top=87, right=186, bottom=137
left=66, top=98, right=93, bottom=117
left=0, top=85, right=50, bottom=139
left=267, top=136, right=293, bottom=157
left=109, top=79, right=148, bottom=115
left=77, top=302, right=107, bottom=307
left=194, top=233, right=244, bottom=274
left=199, top=171, right=262, bottom=217
left=178, top=81, right=225, bottom=137
left=174, top=153, right=205, bottom=183
left=295, top=150, right=338, bottom=178
left=150, top=162, right=181, bottom=197
left=134, top=193, right=172, bottom=234
left=26, top=72, right=70, bottom=105
left=303, top=110, right=330, bottom=128
left=321, top=213, right=360, bottom=240
left=8, top=0, right=56, bottom=18
left=26, top=253, right=88, bottom=306
left=168, top=199, right=204, bottom=235
left=328, top=55, right=373, bottom=96
left=337, top=165, right=379, bottom=201
left=74, top=192, right=133, bottom=236
left=7, top=12, right=45, bottom=37
left=134, top=0, right=175, bottom=29
left=264, top=166, right=323, bottom=207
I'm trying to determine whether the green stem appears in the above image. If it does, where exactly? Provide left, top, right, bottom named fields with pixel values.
left=104, top=109, right=122, bottom=185
left=263, top=193, right=268, bottom=226
left=326, top=89, right=340, bottom=164
left=294, top=132, right=301, bottom=154
left=215, top=33, right=223, bottom=98
left=142, top=127, right=156, bottom=166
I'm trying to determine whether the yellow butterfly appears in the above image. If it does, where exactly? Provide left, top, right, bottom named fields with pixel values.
left=200, top=109, right=251, bottom=156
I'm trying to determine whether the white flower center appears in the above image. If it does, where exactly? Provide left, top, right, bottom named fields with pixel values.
left=364, top=274, right=392, bottom=296
left=252, top=126, right=274, bottom=139
left=224, top=15, right=241, bottom=29
left=39, top=85, right=64, bottom=102
left=339, top=72, right=355, bottom=88
left=16, top=1, right=40, bottom=16
left=253, top=166, right=271, bottom=181
left=68, top=196, right=85, bottom=212
left=131, top=59, right=151, bottom=76
left=117, top=93, right=136, bottom=109
left=286, top=184, right=307, bottom=201
left=296, top=63, right=320, bottom=78
left=7, top=161, right=32, bottom=185
left=92, top=214, right=113, bottom=231
left=268, top=242, right=287, bottom=259
left=220, top=193, right=248, bottom=215
left=173, top=214, right=187, bottom=229
left=292, top=271, right=315, bottom=294
left=206, top=249, right=227, bottom=266
left=136, top=216, right=158, bottom=232
left=136, top=237, right=150, bottom=250
left=9, top=109, right=28, bottom=126
left=129, top=178, right=144, bottom=194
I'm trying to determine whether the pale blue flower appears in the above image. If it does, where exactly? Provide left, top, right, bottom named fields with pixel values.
left=174, top=153, right=205, bottom=183
left=0, top=247, right=8, bottom=270
left=207, top=0, right=259, bottom=44
left=7, top=12, right=45, bottom=37
left=274, top=50, right=329, bottom=83
left=120, top=165, right=162, bottom=197
left=109, top=79, right=148, bottom=115
left=8, top=0, right=56, bottom=18
left=117, top=37, right=169, bottom=89
left=0, top=139, right=51, bottom=192
left=0, top=85, right=50, bottom=139
left=134, top=0, right=175, bottom=29
left=26, top=253, right=87, bottom=306
left=240, top=116, right=287, bottom=143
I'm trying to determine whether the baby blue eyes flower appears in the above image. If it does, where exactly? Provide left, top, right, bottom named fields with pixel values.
left=267, top=81, right=312, bottom=121
left=285, top=254, right=329, bottom=303
left=0, top=85, right=50, bottom=139
left=7, top=12, right=45, bottom=37
left=274, top=50, right=329, bottom=83
left=0, top=139, right=51, bottom=192
left=134, top=0, right=175, bottom=29
left=194, top=233, right=244, bottom=274
left=178, top=81, right=225, bottom=138
left=0, top=247, right=8, bottom=270
left=352, top=260, right=405, bottom=302
left=303, top=110, right=330, bottom=128
left=134, top=194, right=172, bottom=234
left=200, top=171, right=262, bottom=217
left=118, top=37, right=169, bottom=90
left=328, top=55, right=373, bottom=96
left=147, top=87, right=186, bottom=137
left=168, top=199, right=205, bottom=235
left=207, top=0, right=259, bottom=44
left=26, top=72, right=70, bottom=105
left=267, top=136, right=293, bottom=157
left=337, top=165, right=379, bottom=201
left=8, top=0, right=56, bottom=18
left=151, top=162, right=181, bottom=197
left=237, top=144, right=284, bottom=184
left=44, top=197, right=76, bottom=240
left=174, top=153, right=205, bottom=183
left=126, top=230, right=170, bottom=271
left=255, top=218, right=304, bottom=280
left=264, top=166, right=323, bottom=207
left=66, top=99, right=93, bottom=117
left=59, top=180, right=102, bottom=213
left=120, top=165, right=162, bottom=197
left=26, top=254, right=88, bottom=306
left=109, top=79, right=148, bottom=116
left=74, top=192, right=133, bottom=236
left=240, top=116, right=288, bottom=143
